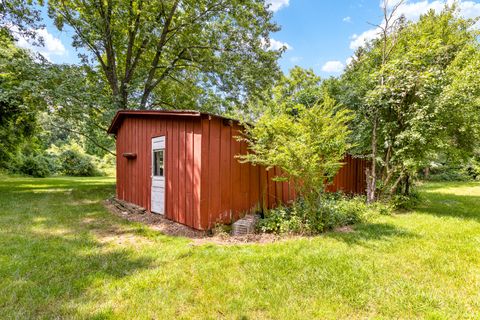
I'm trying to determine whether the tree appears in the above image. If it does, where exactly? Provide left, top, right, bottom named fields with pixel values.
left=0, top=0, right=44, bottom=41
left=234, top=66, right=324, bottom=121
left=47, top=0, right=283, bottom=111
left=39, top=64, right=117, bottom=156
left=361, top=0, right=405, bottom=202
left=336, top=4, right=480, bottom=197
left=239, top=94, right=352, bottom=210
left=0, top=33, right=45, bottom=168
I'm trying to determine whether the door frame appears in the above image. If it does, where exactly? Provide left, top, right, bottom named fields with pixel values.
left=151, top=136, right=166, bottom=214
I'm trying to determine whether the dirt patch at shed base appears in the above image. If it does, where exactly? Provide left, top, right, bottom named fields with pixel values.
left=104, top=199, right=303, bottom=244
left=104, top=198, right=357, bottom=245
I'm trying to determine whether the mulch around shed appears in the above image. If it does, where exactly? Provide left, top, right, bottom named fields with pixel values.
left=104, top=199, right=287, bottom=245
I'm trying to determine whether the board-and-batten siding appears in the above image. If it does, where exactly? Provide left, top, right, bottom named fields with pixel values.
left=115, top=114, right=368, bottom=230
left=200, top=116, right=263, bottom=228
left=116, top=116, right=203, bottom=229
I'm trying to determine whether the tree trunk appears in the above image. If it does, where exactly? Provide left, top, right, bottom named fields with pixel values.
left=404, top=174, right=410, bottom=196
left=367, top=115, right=378, bottom=203
left=424, top=167, right=430, bottom=179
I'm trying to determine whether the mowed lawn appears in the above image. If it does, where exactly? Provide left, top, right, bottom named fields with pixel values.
left=0, top=177, right=479, bottom=319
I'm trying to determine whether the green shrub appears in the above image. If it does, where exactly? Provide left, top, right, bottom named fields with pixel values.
left=59, top=149, right=99, bottom=176
left=258, top=203, right=305, bottom=234
left=95, top=153, right=116, bottom=176
left=427, top=171, right=470, bottom=182
left=258, top=195, right=390, bottom=235
left=390, top=190, right=421, bottom=210
left=465, top=159, right=480, bottom=181
left=48, top=142, right=102, bottom=177
left=18, top=154, right=52, bottom=177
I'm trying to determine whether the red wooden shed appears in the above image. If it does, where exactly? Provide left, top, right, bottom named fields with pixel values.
left=108, top=110, right=367, bottom=230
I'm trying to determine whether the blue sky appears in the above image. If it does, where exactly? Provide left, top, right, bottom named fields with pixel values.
left=18, top=0, right=480, bottom=78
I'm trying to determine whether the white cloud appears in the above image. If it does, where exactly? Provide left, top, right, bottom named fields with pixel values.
left=267, top=38, right=293, bottom=51
left=343, top=16, right=352, bottom=23
left=16, top=28, right=66, bottom=60
left=321, top=60, right=345, bottom=73
left=266, top=0, right=290, bottom=12
left=346, top=56, right=354, bottom=65
left=289, top=56, right=302, bottom=63
left=350, top=0, right=480, bottom=50
left=350, top=28, right=381, bottom=50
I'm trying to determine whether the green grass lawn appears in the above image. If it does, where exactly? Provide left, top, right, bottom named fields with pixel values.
left=0, top=176, right=479, bottom=319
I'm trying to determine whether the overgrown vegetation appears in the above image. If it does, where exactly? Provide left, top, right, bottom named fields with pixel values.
left=240, top=93, right=352, bottom=205
left=1, top=1, right=479, bottom=232
left=1, top=177, right=480, bottom=318
left=330, top=4, right=480, bottom=201
left=258, top=195, right=392, bottom=234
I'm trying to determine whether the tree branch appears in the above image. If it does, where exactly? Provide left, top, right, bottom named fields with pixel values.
left=49, top=123, right=116, bottom=156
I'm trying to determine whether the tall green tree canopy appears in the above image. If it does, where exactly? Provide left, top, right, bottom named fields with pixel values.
left=335, top=4, right=480, bottom=197
left=0, top=0, right=44, bottom=40
left=47, top=0, right=283, bottom=111
left=0, top=34, right=45, bottom=167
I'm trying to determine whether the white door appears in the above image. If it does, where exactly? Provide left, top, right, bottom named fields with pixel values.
left=151, top=136, right=165, bottom=214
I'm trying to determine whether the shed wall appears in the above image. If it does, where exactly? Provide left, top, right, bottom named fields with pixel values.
left=326, top=154, right=368, bottom=194
left=199, top=116, right=263, bottom=229
left=116, top=116, right=203, bottom=229
left=115, top=114, right=367, bottom=230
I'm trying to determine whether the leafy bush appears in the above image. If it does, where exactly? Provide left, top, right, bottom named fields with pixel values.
left=465, top=159, right=480, bottom=181
left=95, top=153, right=116, bottom=176
left=59, top=149, right=99, bottom=176
left=390, top=190, right=421, bottom=210
left=239, top=94, right=353, bottom=211
left=258, top=195, right=391, bottom=235
left=427, top=171, right=470, bottom=182
left=258, top=204, right=305, bottom=234
left=425, top=162, right=472, bottom=182
left=18, top=154, right=52, bottom=177
left=48, top=142, right=102, bottom=177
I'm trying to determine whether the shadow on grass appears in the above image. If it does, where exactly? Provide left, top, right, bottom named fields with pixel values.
left=0, top=177, right=175, bottom=318
left=325, top=222, right=417, bottom=246
left=414, top=192, right=480, bottom=222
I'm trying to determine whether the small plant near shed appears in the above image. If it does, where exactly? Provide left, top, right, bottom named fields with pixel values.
left=258, top=195, right=391, bottom=235
left=239, top=94, right=353, bottom=227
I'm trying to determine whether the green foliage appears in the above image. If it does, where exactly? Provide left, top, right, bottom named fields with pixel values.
left=427, top=167, right=471, bottom=182
left=240, top=94, right=353, bottom=206
left=333, top=6, right=480, bottom=198
left=48, top=142, right=101, bottom=177
left=258, top=195, right=392, bottom=234
left=466, top=158, right=480, bottom=181
left=272, top=66, right=323, bottom=109
left=18, top=154, right=52, bottom=178
left=59, top=150, right=98, bottom=177
left=0, top=0, right=44, bottom=40
left=390, top=190, right=421, bottom=210
left=47, top=0, right=282, bottom=111
left=0, top=34, right=45, bottom=169
left=258, top=202, right=306, bottom=234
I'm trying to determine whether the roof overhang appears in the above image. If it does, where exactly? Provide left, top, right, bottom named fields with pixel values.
left=107, top=110, right=203, bottom=134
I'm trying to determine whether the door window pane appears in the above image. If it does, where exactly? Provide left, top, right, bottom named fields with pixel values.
left=153, top=150, right=164, bottom=176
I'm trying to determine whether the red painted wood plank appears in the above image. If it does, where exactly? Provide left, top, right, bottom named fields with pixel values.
left=208, top=118, right=221, bottom=228
left=220, top=123, right=232, bottom=222
left=199, top=116, right=210, bottom=229
left=193, top=119, right=202, bottom=229
left=239, top=140, right=246, bottom=215
left=185, top=120, right=194, bottom=228
left=166, top=119, right=173, bottom=220
left=230, top=125, right=242, bottom=220
left=178, top=120, right=186, bottom=224
left=172, top=120, right=179, bottom=223
left=249, top=164, right=260, bottom=213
